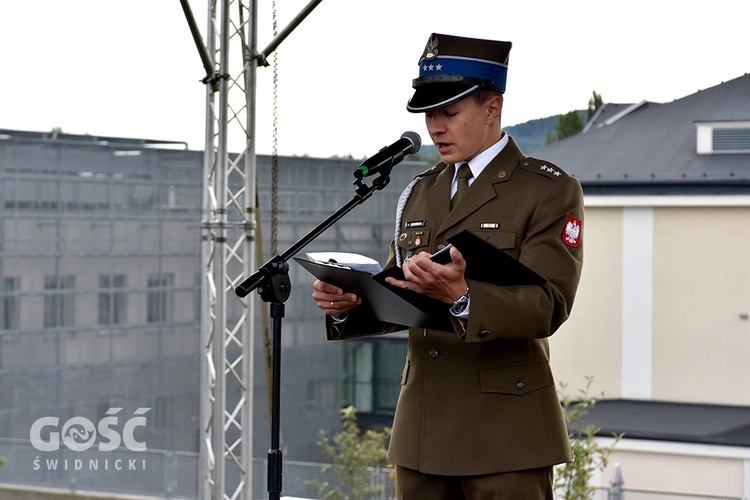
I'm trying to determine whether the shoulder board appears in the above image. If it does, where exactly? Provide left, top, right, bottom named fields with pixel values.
left=416, top=162, right=448, bottom=178
left=520, top=157, right=569, bottom=180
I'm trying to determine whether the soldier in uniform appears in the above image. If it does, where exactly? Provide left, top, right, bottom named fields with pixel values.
left=312, top=33, right=584, bottom=499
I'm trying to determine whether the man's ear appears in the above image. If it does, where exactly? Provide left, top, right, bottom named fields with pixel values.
left=486, top=95, right=503, bottom=123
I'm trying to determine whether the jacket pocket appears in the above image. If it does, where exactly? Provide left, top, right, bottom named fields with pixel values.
left=479, top=362, right=553, bottom=396
left=476, top=229, right=516, bottom=250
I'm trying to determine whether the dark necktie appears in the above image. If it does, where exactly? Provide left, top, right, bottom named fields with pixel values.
left=451, top=163, right=473, bottom=210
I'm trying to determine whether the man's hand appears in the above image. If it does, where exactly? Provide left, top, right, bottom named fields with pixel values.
left=312, top=280, right=361, bottom=316
left=385, top=246, right=468, bottom=304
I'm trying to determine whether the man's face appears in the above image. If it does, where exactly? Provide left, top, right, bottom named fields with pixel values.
left=424, top=94, right=502, bottom=164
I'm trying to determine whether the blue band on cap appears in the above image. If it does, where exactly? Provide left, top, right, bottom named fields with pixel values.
left=418, top=56, right=508, bottom=90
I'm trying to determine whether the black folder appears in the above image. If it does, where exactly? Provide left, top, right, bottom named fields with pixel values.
left=294, top=230, right=545, bottom=332
left=377, top=230, right=546, bottom=287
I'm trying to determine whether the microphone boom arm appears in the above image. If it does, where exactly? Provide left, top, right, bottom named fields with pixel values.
left=234, top=170, right=390, bottom=298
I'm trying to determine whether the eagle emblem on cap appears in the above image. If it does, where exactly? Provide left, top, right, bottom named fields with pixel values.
left=424, top=34, right=439, bottom=60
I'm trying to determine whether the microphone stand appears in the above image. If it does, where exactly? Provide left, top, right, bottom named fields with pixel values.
left=234, top=167, right=393, bottom=500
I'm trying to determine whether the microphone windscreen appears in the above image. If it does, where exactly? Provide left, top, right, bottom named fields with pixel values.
left=401, top=131, right=421, bottom=154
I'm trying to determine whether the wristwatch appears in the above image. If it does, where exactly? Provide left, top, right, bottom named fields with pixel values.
left=449, top=286, right=470, bottom=315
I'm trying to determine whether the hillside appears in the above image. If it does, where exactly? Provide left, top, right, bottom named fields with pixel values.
left=505, top=115, right=560, bottom=151
left=416, top=112, right=581, bottom=161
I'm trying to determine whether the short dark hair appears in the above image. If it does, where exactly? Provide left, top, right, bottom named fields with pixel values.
left=472, top=89, right=503, bottom=104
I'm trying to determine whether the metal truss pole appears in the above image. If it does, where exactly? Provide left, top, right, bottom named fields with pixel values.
left=197, top=0, right=257, bottom=498
left=184, top=0, right=323, bottom=497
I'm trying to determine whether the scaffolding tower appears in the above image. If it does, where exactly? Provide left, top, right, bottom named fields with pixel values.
left=180, top=0, right=323, bottom=498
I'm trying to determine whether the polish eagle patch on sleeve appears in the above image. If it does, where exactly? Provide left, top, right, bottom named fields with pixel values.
left=562, top=215, right=582, bottom=248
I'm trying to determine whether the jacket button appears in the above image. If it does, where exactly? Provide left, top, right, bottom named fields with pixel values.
left=516, top=382, right=525, bottom=391
left=428, top=348, right=439, bottom=359
left=478, top=330, right=490, bottom=338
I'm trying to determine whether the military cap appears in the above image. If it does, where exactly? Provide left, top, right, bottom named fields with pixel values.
left=407, top=33, right=512, bottom=113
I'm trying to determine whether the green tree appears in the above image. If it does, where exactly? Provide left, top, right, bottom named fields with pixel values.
left=546, top=91, right=604, bottom=145
left=544, top=130, right=558, bottom=146
left=554, top=376, right=622, bottom=500
left=556, top=110, right=584, bottom=142
left=307, top=406, right=391, bottom=500
left=587, top=91, right=603, bottom=122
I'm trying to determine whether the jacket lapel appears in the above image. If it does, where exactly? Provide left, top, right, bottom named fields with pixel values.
left=437, top=138, right=525, bottom=238
left=424, top=163, right=453, bottom=226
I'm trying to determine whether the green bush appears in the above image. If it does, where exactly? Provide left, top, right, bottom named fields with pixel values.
left=307, top=406, right=391, bottom=500
left=554, top=376, right=622, bottom=500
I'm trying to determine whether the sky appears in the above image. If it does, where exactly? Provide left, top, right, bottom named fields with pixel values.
left=1, top=0, right=748, bottom=159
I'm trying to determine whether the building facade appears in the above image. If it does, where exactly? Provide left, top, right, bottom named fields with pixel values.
left=0, top=131, right=203, bottom=454
left=0, top=128, right=422, bottom=496
left=537, top=73, right=750, bottom=497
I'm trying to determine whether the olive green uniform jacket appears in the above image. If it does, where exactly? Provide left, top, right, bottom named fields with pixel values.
left=327, top=137, right=584, bottom=476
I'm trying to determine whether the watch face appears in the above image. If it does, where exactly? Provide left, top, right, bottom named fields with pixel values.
left=450, top=286, right=470, bottom=315
left=451, top=297, right=468, bottom=315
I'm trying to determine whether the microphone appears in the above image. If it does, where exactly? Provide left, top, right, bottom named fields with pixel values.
left=354, top=131, right=422, bottom=179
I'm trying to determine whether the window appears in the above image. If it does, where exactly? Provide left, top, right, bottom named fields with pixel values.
left=1, top=277, right=20, bottom=330
left=696, top=121, right=750, bottom=154
left=99, top=274, right=127, bottom=325
left=344, top=338, right=407, bottom=416
left=713, top=128, right=750, bottom=152
left=44, top=275, right=75, bottom=327
left=147, top=273, right=174, bottom=323
left=346, top=342, right=374, bottom=412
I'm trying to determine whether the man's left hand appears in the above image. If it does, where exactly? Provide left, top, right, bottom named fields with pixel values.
left=385, top=246, right=468, bottom=304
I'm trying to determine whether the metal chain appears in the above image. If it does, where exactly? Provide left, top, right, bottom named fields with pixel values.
left=270, top=0, right=279, bottom=255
